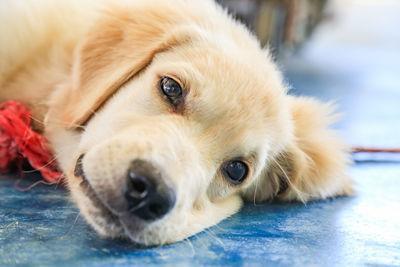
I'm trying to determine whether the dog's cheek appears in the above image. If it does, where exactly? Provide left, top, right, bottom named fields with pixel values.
left=175, top=194, right=243, bottom=243
left=206, top=175, right=237, bottom=201
left=135, top=194, right=243, bottom=246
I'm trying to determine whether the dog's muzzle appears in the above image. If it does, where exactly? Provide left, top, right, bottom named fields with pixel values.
left=74, top=155, right=176, bottom=221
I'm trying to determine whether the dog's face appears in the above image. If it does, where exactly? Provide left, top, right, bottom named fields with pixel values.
left=45, top=1, right=294, bottom=246
left=74, top=46, right=292, bottom=245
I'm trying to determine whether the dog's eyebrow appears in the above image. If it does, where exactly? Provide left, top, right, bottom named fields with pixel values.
left=248, top=152, right=259, bottom=169
left=247, top=149, right=268, bottom=176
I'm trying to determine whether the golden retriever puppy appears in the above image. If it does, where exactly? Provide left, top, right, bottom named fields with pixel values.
left=0, top=0, right=353, bottom=246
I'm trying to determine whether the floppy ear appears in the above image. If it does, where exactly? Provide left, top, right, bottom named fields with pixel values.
left=54, top=4, right=191, bottom=129
left=243, top=96, right=353, bottom=203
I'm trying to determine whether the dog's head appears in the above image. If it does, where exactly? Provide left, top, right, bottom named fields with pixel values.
left=45, top=0, right=310, bottom=246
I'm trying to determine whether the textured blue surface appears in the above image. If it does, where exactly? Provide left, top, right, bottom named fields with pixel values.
left=1, top=1, right=400, bottom=266
left=1, top=164, right=400, bottom=266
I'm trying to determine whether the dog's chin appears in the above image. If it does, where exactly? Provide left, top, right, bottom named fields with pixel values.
left=76, top=180, right=125, bottom=237
left=76, top=180, right=146, bottom=244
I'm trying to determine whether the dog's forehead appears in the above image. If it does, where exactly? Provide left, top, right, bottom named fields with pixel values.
left=187, top=47, right=283, bottom=123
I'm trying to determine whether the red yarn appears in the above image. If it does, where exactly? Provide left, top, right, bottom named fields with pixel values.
left=0, top=101, right=63, bottom=183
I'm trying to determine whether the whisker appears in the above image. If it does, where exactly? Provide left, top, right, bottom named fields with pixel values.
left=253, top=173, right=261, bottom=206
left=21, top=156, right=59, bottom=174
left=271, top=157, right=308, bottom=203
left=192, top=226, right=210, bottom=248
left=65, top=212, right=81, bottom=236
left=30, top=114, right=87, bottom=130
left=184, top=237, right=196, bottom=257
left=204, top=227, right=225, bottom=249
left=14, top=179, right=53, bottom=192
left=210, top=222, right=227, bottom=233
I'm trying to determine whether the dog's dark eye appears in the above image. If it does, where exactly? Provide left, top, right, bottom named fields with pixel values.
left=160, top=77, right=182, bottom=99
left=222, top=160, right=249, bottom=185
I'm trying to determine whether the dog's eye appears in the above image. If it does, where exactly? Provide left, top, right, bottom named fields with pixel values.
left=222, top=160, right=249, bottom=185
left=160, top=77, right=182, bottom=99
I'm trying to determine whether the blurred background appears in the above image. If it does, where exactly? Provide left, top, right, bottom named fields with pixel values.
left=218, top=0, right=328, bottom=55
left=219, top=0, right=400, bottom=157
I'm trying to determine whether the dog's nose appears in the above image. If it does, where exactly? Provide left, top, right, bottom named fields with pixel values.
left=124, top=160, right=176, bottom=221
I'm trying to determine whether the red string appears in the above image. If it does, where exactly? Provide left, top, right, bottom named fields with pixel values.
left=352, top=147, right=400, bottom=153
left=14, top=179, right=54, bottom=192
left=0, top=101, right=63, bottom=184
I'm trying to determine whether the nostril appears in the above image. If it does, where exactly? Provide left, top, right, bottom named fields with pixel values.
left=132, top=179, right=146, bottom=194
left=127, top=173, right=149, bottom=199
left=148, top=202, right=163, bottom=217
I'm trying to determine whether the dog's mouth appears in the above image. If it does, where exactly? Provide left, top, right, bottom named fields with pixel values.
left=73, top=154, right=158, bottom=244
left=79, top=176, right=119, bottom=222
left=76, top=164, right=123, bottom=231
left=74, top=155, right=107, bottom=210
left=74, top=154, right=127, bottom=238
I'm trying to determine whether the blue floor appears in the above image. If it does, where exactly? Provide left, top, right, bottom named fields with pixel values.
left=1, top=163, right=400, bottom=266
left=1, top=1, right=400, bottom=266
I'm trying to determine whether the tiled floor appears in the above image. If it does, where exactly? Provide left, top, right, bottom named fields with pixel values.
left=1, top=0, right=399, bottom=266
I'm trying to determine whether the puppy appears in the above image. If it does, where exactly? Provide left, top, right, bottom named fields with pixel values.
left=0, top=0, right=353, bottom=246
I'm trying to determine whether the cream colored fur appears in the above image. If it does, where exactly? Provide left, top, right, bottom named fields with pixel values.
left=0, top=0, right=353, bottom=246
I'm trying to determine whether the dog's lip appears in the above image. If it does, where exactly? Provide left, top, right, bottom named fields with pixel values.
left=74, top=154, right=85, bottom=178
left=79, top=176, right=118, bottom=219
left=78, top=173, right=120, bottom=219
left=80, top=178, right=149, bottom=244
left=79, top=175, right=126, bottom=218
left=74, top=154, right=101, bottom=204
left=74, top=154, right=122, bottom=224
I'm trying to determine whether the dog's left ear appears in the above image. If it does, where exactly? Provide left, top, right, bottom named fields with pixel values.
left=51, top=4, right=193, bottom=129
left=242, top=96, right=354, bottom=203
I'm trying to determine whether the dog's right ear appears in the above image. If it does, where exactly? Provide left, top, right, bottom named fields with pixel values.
left=49, top=3, right=193, bottom=129
left=242, top=96, right=354, bottom=203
